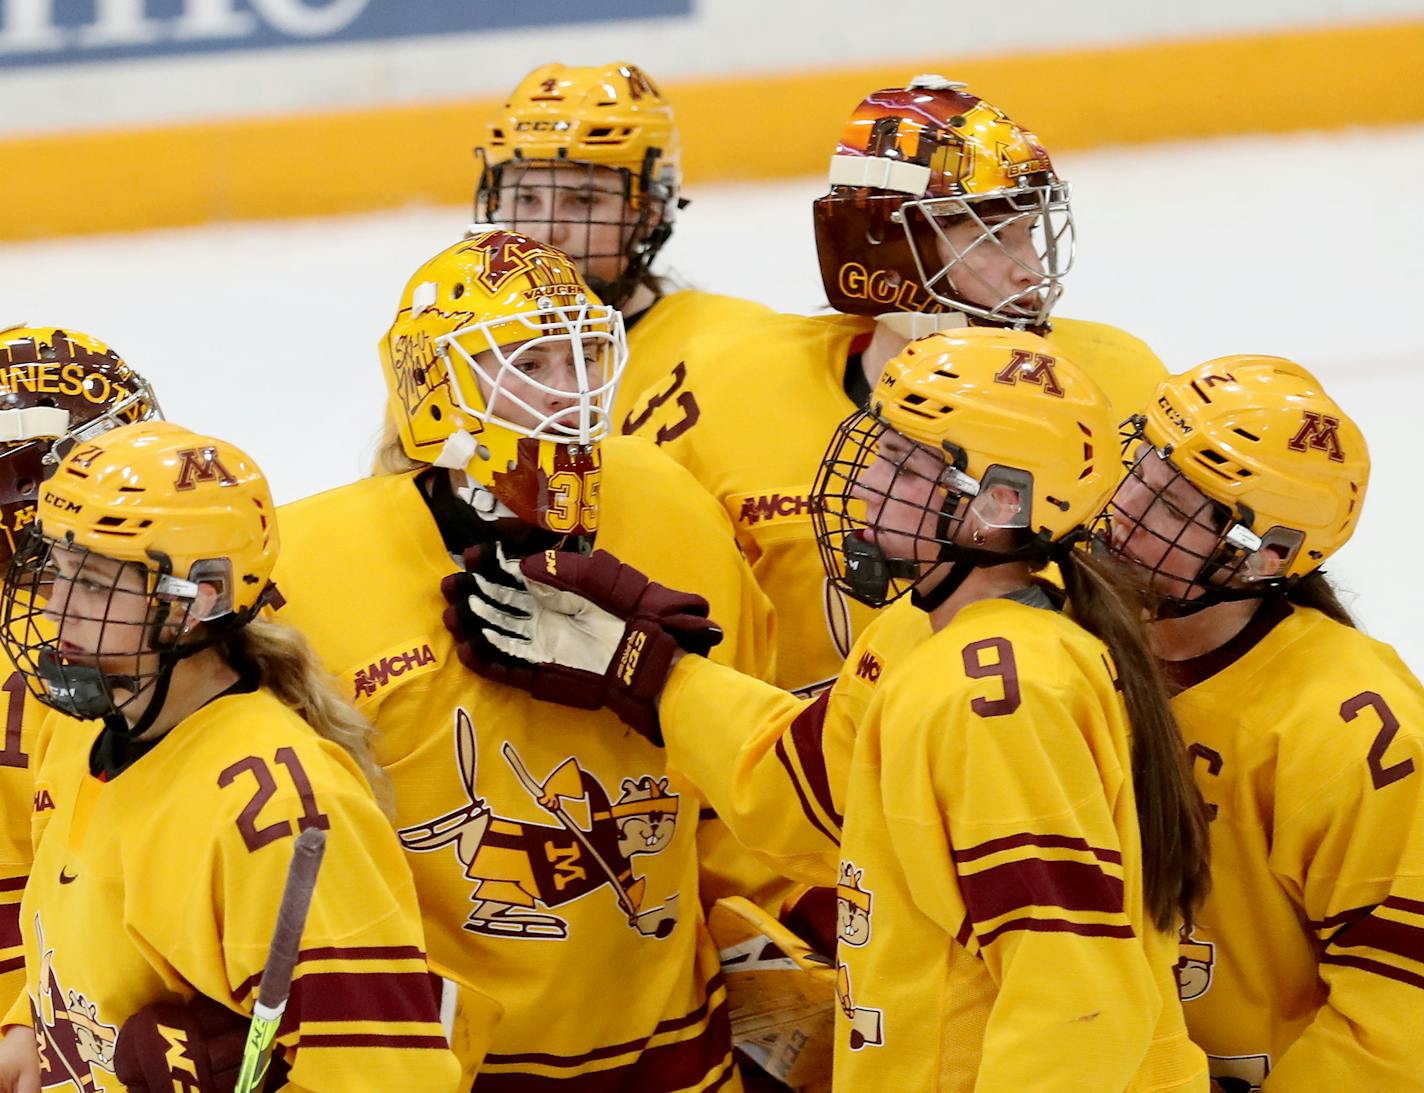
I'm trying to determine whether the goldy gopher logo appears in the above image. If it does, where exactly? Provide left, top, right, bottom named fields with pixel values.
left=835, top=862, right=884, bottom=1050
left=399, top=708, right=681, bottom=940
left=30, top=914, right=118, bottom=1090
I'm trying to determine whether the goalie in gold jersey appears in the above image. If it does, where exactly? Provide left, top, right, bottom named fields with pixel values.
left=621, top=75, right=1167, bottom=695
left=268, top=229, right=776, bottom=1090
left=1102, top=358, right=1424, bottom=1091
left=0, top=327, right=163, bottom=1026
left=473, top=60, right=772, bottom=430
left=447, top=327, right=1213, bottom=1091
left=0, top=421, right=460, bottom=1092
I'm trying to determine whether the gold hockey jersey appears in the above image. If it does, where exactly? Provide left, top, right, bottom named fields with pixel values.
left=270, top=435, right=776, bottom=1091
left=611, top=289, right=773, bottom=434
left=1170, top=599, right=1424, bottom=1091
left=621, top=311, right=1166, bottom=694
left=0, top=648, right=41, bottom=1020
left=836, top=598, right=1204, bottom=1091
left=3, top=689, right=461, bottom=1092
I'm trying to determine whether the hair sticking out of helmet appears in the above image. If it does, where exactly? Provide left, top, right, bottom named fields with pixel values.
left=474, top=62, right=682, bottom=309
left=811, top=327, right=1118, bottom=607
left=1100, top=355, right=1369, bottom=614
left=813, top=76, right=1073, bottom=331
left=0, top=326, right=162, bottom=567
left=0, top=421, right=278, bottom=736
left=379, top=229, right=627, bottom=537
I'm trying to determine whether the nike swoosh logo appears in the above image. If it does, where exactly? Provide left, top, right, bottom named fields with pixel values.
left=58, top=868, right=77, bottom=885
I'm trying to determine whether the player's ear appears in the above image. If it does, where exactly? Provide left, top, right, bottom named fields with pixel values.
left=968, top=483, right=1024, bottom=530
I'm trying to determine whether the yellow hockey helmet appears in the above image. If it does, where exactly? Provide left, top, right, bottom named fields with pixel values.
left=379, top=229, right=625, bottom=537
left=0, top=325, right=162, bottom=567
left=814, top=75, right=1073, bottom=328
left=475, top=62, right=681, bottom=307
left=1, top=420, right=278, bottom=723
left=1105, top=355, right=1369, bottom=607
left=813, top=327, right=1117, bottom=605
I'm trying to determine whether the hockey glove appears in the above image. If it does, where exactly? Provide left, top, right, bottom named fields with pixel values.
left=113, top=994, right=288, bottom=1093
left=441, top=545, right=723, bottom=744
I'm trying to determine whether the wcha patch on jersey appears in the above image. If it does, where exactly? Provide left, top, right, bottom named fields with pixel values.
left=346, top=637, right=439, bottom=704
left=30, top=913, right=118, bottom=1090
left=398, top=708, right=681, bottom=940
left=834, top=861, right=884, bottom=1050
left=732, top=490, right=822, bottom=527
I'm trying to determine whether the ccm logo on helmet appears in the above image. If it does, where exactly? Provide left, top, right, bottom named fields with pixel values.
left=42, top=491, right=81, bottom=514
left=993, top=350, right=1065, bottom=398
left=514, top=120, right=571, bottom=132
left=174, top=448, right=238, bottom=491
left=1287, top=410, right=1345, bottom=463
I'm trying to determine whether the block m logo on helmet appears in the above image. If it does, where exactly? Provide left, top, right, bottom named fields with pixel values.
left=173, top=447, right=238, bottom=491
left=1287, top=410, right=1345, bottom=463
left=993, top=349, right=1064, bottom=397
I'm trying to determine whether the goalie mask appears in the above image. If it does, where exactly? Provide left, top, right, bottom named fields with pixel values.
left=0, top=326, right=162, bottom=567
left=813, top=75, right=1073, bottom=330
left=380, top=229, right=625, bottom=537
left=811, top=328, right=1118, bottom=607
left=475, top=62, right=681, bottom=309
left=1100, top=356, right=1369, bottom=612
left=0, top=421, right=278, bottom=735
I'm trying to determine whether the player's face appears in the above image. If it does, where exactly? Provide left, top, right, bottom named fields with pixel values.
left=1108, top=444, right=1226, bottom=600
left=473, top=335, right=607, bottom=434
left=44, top=546, right=153, bottom=662
left=850, top=426, right=952, bottom=563
left=496, top=164, right=638, bottom=287
left=935, top=214, right=1045, bottom=314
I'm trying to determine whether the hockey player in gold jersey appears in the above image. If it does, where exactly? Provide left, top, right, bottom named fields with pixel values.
left=1103, top=357, right=1424, bottom=1091
left=621, top=75, right=1168, bottom=695
left=448, top=327, right=1213, bottom=1091
left=0, top=421, right=461, bottom=1092
left=269, top=229, right=776, bottom=1089
left=0, top=327, right=162, bottom=1026
left=474, top=61, right=771, bottom=430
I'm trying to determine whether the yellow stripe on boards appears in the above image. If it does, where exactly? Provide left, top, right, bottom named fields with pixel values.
left=2, top=17, right=1421, bottom=240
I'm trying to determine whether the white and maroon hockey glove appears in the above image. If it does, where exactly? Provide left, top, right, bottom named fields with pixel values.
left=441, top=545, right=722, bottom=744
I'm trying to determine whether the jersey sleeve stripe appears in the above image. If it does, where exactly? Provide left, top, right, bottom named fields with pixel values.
left=232, top=944, right=430, bottom=1002
left=1329, top=911, right=1424, bottom=965
left=1310, top=903, right=1376, bottom=934
left=787, top=691, right=843, bottom=827
left=773, top=736, right=840, bottom=845
left=1384, top=895, right=1424, bottom=916
left=976, top=917, right=1137, bottom=948
left=951, top=832, right=1123, bottom=866
left=0, top=955, right=22, bottom=976
left=298, top=1032, right=452, bottom=1050
left=0, top=904, right=20, bottom=950
left=0, top=877, right=24, bottom=893
left=1322, top=953, right=1424, bottom=992
left=277, top=970, right=443, bottom=1031
left=959, top=858, right=1126, bottom=925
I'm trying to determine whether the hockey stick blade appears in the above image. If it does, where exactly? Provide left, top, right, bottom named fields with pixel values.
left=235, top=826, right=328, bottom=1093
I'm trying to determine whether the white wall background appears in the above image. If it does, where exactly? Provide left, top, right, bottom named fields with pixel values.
left=2, top=0, right=1421, bottom=136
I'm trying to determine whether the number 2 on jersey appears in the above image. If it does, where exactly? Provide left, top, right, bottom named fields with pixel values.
left=1340, top=690, right=1416, bottom=790
left=219, top=747, right=330, bottom=852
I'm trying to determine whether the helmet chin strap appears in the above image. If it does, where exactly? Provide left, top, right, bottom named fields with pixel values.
left=874, top=311, right=971, bottom=341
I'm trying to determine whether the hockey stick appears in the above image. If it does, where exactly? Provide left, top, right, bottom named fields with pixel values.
left=234, top=826, right=328, bottom=1093
left=501, top=742, right=678, bottom=938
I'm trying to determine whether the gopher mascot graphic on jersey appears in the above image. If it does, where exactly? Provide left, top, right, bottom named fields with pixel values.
left=834, top=863, right=883, bottom=1050
left=399, top=708, right=681, bottom=940
left=30, top=915, right=118, bottom=1091
left=1175, top=927, right=1216, bottom=1002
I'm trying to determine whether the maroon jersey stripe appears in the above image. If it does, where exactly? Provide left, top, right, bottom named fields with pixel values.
left=1331, top=913, right=1424, bottom=965
left=0, top=877, right=25, bottom=893
left=960, top=857, right=1126, bottom=926
left=788, top=691, right=843, bottom=828
left=0, top=903, right=20, bottom=949
left=773, top=736, right=839, bottom=845
left=275, top=970, right=443, bottom=1036
left=976, top=916, right=1136, bottom=948
left=952, top=832, right=1123, bottom=865
left=232, top=944, right=429, bottom=1002
left=1323, top=953, right=1424, bottom=992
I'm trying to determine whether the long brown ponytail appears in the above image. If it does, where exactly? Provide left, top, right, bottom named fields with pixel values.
left=221, top=619, right=395, bottom=818
left=1284, top=570, right=1358, bottom=628
left=1059, top=549, right=1213, bottom=932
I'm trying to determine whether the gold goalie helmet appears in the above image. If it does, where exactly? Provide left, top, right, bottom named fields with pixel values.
left=1104, top=356, right=1369, bottom=608
left=814, top=75, right=1073, bottom=330
left=0, top=325, right=161, bottom=566
left=812, top=327, right=1118, bottom=606
left=475, top=62, right=681, bottom=308
left=380, top=229, right=626, bottom=537
left=0, top=420, right=278, bottom=724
